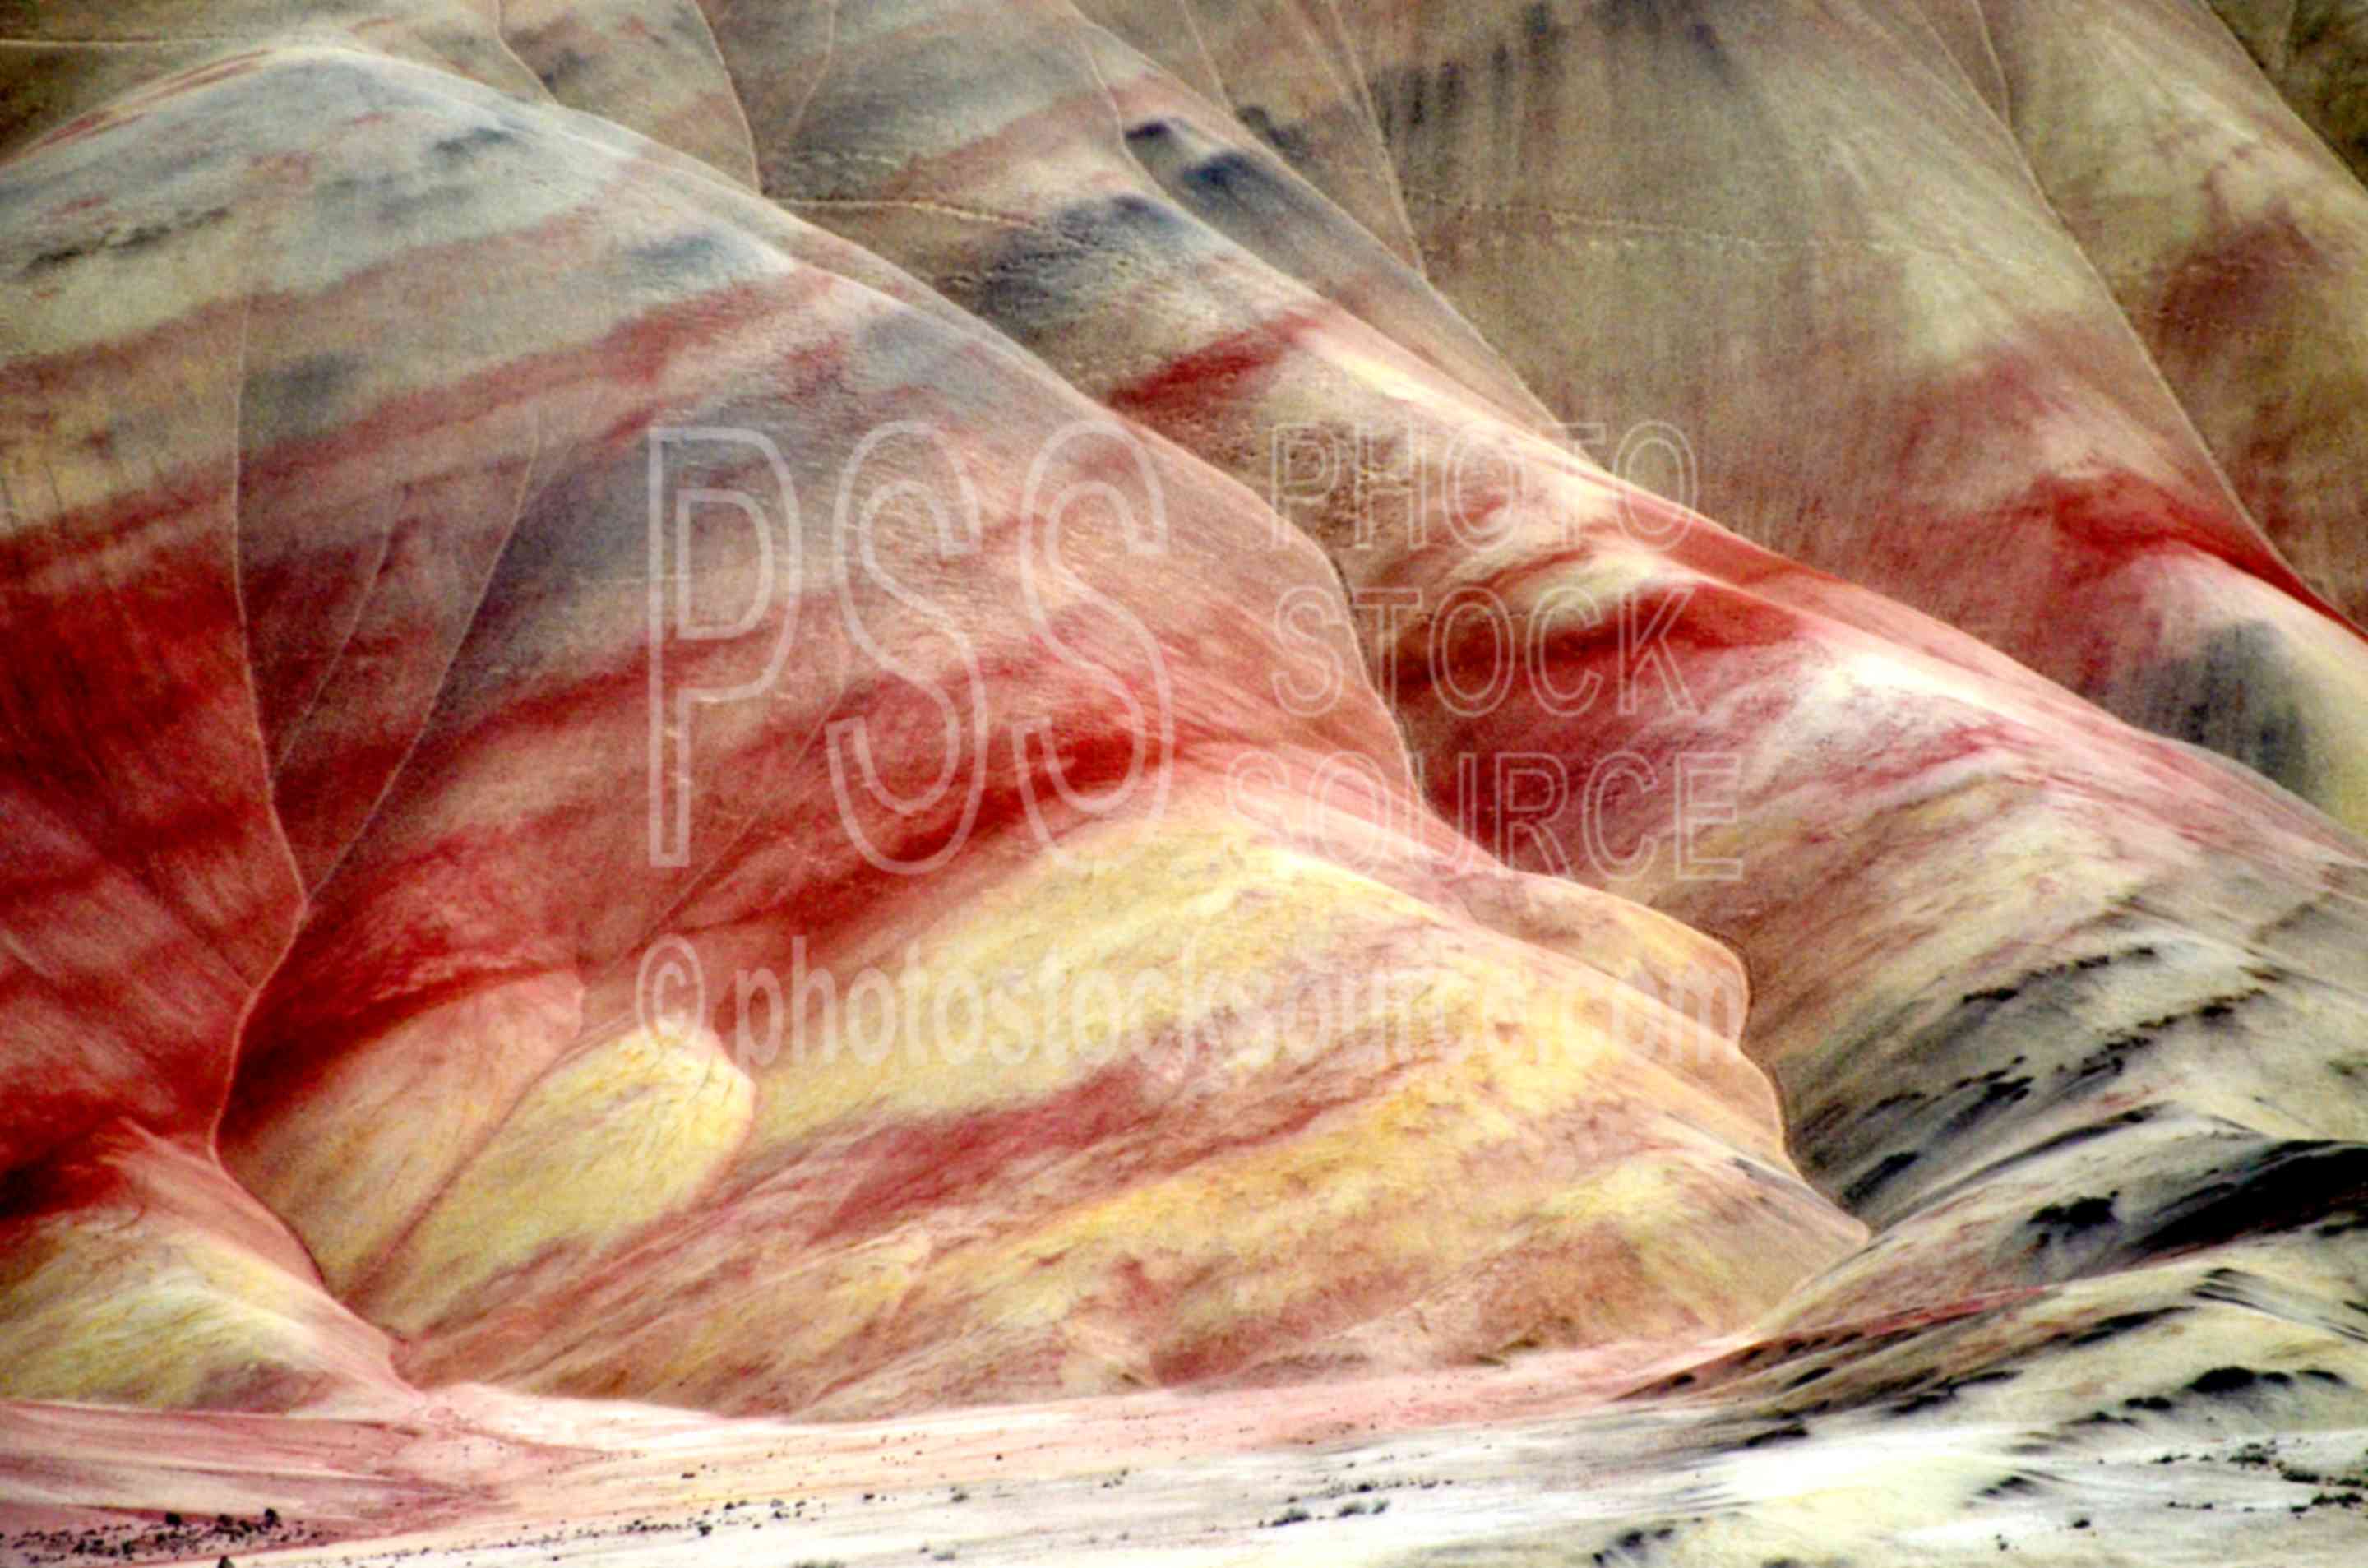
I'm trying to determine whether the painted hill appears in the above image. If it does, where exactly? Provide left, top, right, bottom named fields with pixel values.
left=4, top=2, right=2367, bottom=1563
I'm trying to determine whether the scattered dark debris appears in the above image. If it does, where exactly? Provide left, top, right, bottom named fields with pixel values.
left=2067, top=1307, right=2181, bottom=1347
left=2189, top=1366, right=2291, bottom=1397
left=1589, top=1524, right=1678, bottom=1565
left=1741, top=1421, right=1811, bottom=1449
left=4, top=1508, right=306, bottom=1566
left=2139, top=1140, right=2368, bottom=1256
left=1842, top=1150, right=1919, bottom=1207
left=2028, top=1195, right=2117, bottom=1234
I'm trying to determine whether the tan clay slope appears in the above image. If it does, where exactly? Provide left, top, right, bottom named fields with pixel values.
left=1320, top=0, right=2368, bottom=829
left=2211, top=0, right=2368, bottom=189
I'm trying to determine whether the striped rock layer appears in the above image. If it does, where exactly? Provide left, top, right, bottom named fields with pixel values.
left=2, top=0, right=2366, bottom=1491
left=0, top=29, right=1848, bottom=1416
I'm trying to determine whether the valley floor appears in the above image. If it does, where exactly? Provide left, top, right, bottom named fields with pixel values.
left=7, top=1351, right=2366, bottom=1567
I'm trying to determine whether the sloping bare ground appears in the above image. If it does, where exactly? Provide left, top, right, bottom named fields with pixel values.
left=6, top=1358, right=2367, bottom=1566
